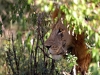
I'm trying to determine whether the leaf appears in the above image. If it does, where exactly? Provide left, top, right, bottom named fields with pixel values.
left=72, top=11, right=77, bottom=19
left=27, top=0, right=32, bottom=4
left=73, top=0, right=79, bottom=4
left=44, top=5, right=49, bottom=12
left=95, top=33, right=98, bottom=43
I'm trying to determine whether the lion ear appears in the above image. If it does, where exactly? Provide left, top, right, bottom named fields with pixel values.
left=51, top=8, right=59, bottom=19
left=51, top=7, right=65, bottom=20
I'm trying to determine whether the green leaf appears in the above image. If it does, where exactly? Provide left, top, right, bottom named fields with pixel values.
left=44, top=5, right=49, bottom=12
left=27, top=0, right=32, bottom=4
left=95, top=33, right=98, bottom=43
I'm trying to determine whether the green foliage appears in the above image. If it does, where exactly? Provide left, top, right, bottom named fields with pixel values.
left=0, top=0, right=100, bottom=75
left=55, top=54, right=77, bottom=74
left=89, top=63, right=100, bottom=75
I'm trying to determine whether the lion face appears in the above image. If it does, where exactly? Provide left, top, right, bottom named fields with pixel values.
left=45, top=19, right=72, bottom=60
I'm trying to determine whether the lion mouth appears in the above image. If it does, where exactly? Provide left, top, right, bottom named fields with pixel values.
left=48, top=48, right=61, bottom=55
left=48, top=48, right=67, bottom=60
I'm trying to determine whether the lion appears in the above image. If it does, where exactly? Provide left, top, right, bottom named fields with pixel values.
left=44, top=8, right=91, bottom=75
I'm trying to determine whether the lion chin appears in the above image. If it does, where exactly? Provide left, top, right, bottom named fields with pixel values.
left=48, top=49, right=63, bottom=60
left=50, top=54, right=62, bottom=60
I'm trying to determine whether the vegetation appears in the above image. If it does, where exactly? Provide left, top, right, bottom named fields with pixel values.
left=0, top=0, right=100, bottom=75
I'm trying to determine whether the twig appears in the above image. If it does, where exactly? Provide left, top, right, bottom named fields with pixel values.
left=11, top=33, right=19, bottom=75
left=38, top=46, right=53, bottom=59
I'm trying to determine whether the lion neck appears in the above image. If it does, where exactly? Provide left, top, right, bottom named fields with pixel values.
left=71, top=34, right=88, bottom=60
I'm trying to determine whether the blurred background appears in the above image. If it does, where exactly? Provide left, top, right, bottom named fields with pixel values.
left=0, top=0, right=100, bottom=75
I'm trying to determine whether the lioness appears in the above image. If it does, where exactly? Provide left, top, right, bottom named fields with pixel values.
left=45, top=8, right=91, bottom=75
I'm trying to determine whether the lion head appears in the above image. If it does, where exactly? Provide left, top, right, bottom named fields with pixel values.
left=44, top=18, right=73, bottom=60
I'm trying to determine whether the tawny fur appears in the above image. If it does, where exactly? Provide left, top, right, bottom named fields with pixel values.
left=71, top=34, right=91, bottom=74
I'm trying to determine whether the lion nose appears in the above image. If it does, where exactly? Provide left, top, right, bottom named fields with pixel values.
left=46, top=46, right=51, bottom=49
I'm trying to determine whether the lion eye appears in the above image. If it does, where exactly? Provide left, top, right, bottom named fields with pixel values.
left=58, top=29, right=63, bottom=37
left=58, top=29, right=62, bottom=33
